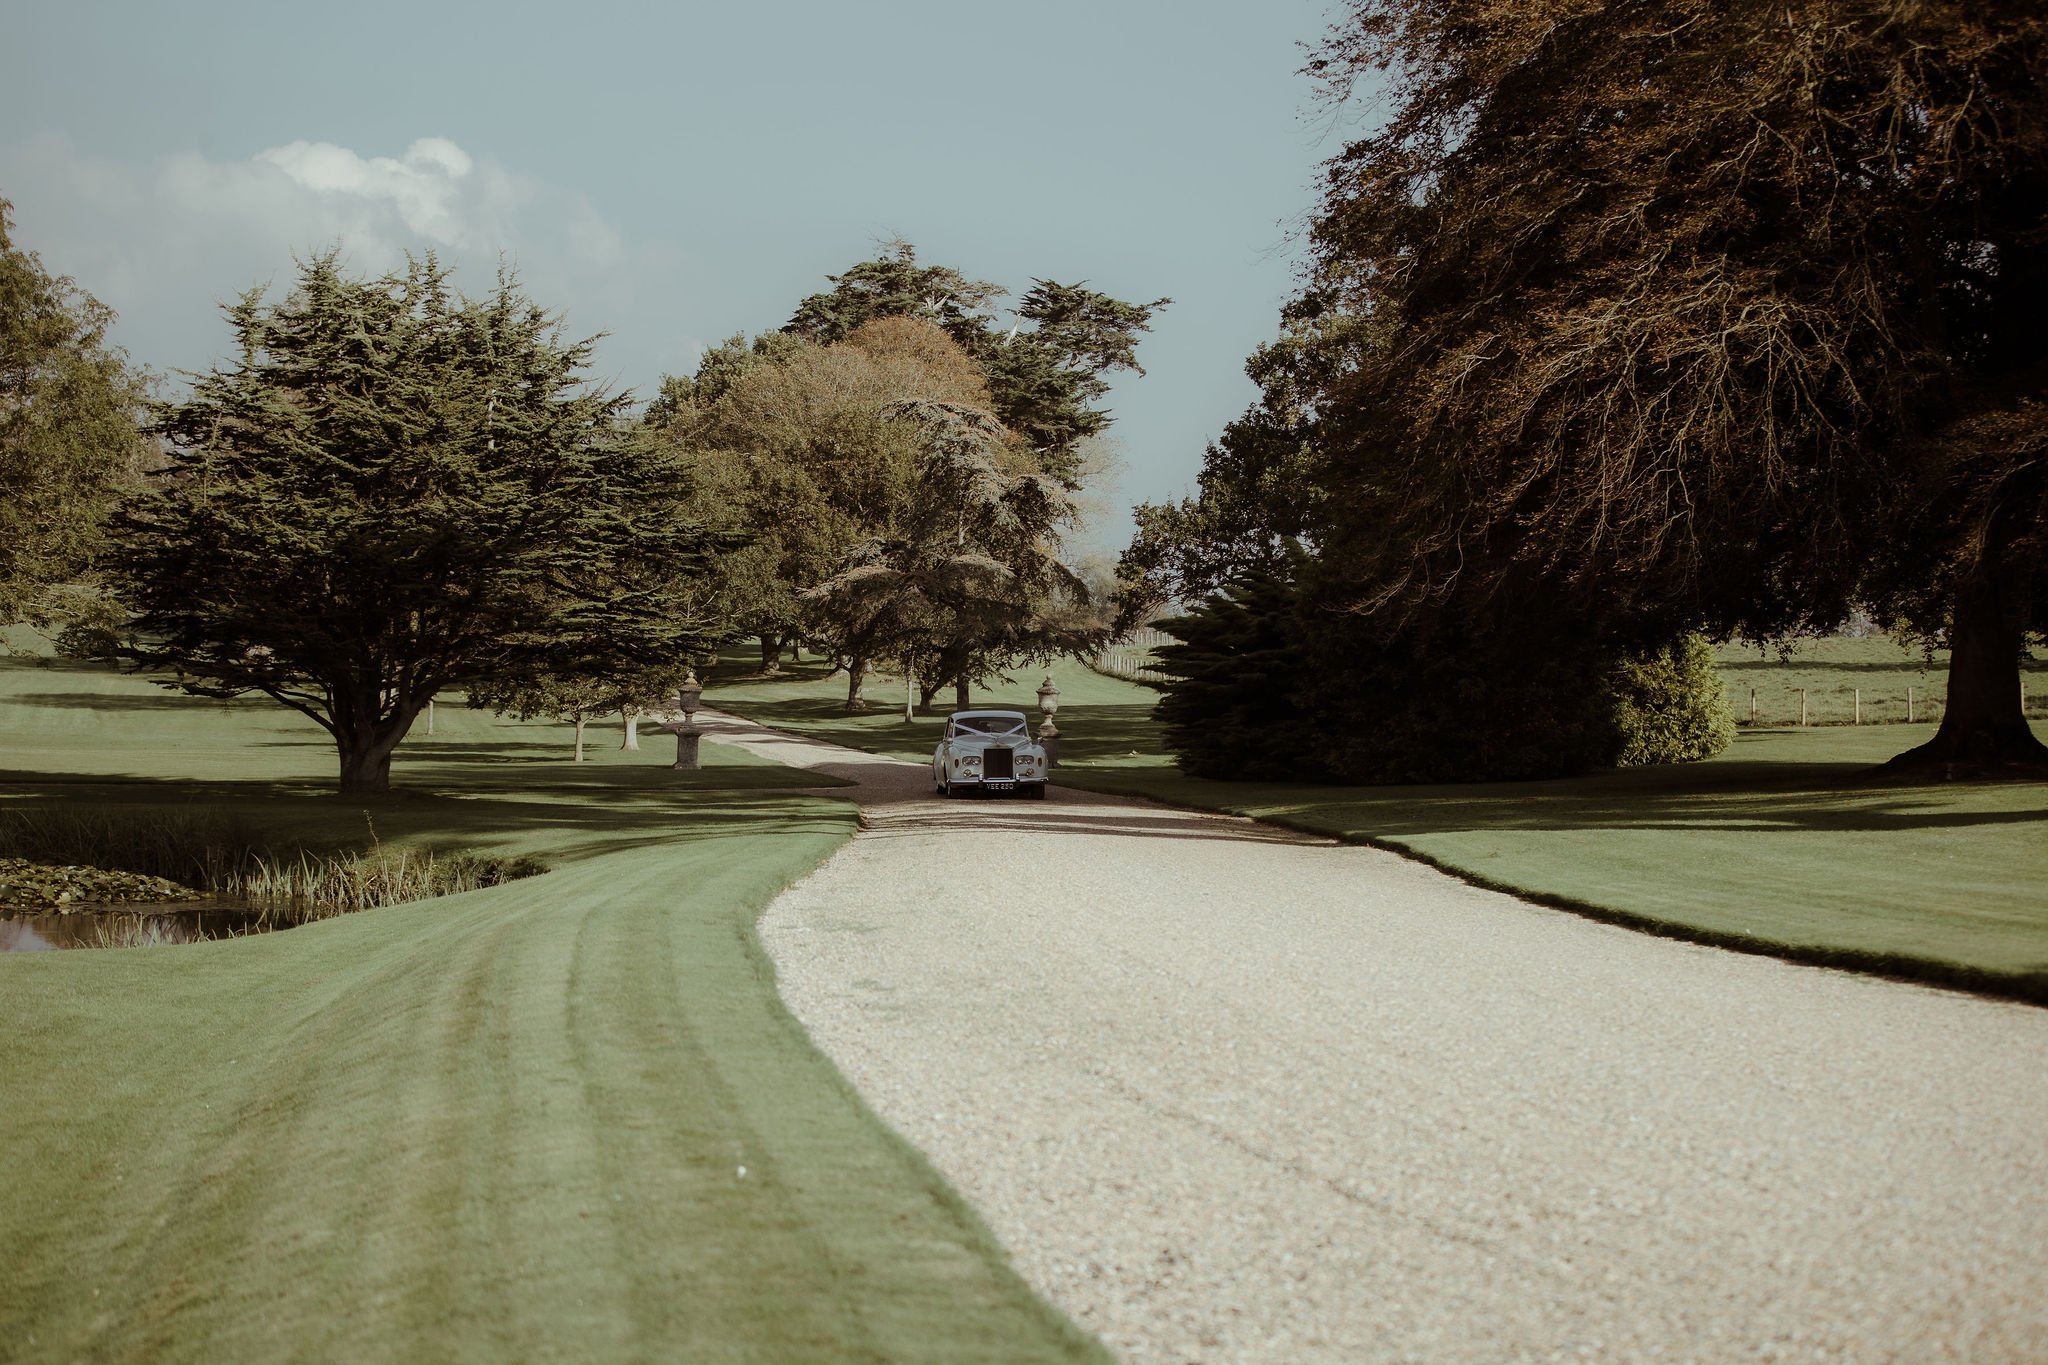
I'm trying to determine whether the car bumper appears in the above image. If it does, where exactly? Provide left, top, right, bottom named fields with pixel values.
left=949, top=775, right=1047, bottom=792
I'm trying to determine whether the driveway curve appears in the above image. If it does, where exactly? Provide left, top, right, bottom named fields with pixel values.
left=701, top=708, right=2048, bottom=1363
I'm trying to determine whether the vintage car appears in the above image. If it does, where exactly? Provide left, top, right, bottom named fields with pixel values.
left=932, top=709, right=1049, bottom=798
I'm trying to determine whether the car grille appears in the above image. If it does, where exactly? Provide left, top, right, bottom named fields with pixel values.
left=983, top=747, right=1014, bottom=779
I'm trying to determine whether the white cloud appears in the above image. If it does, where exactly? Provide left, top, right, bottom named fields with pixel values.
left=143, top=134, right=541, bottom=269
left=0, top=133, right=698, bottom=394
left=254, top=138, right=478, bottom=246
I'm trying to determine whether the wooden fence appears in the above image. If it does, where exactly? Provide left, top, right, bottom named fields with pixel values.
left=1732, top=685, right=1957, bottom=727
left=1090, top=627, right=1175, bottom=687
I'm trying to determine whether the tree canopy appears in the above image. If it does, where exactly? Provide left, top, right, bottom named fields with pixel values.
left=658, top=244, right=1162, bottom=709
left=0, top=197, right=145, bottom=626
left=650, top=317, right=995, bottom=695
left=1300, top=0, right=2047, bottom=768
left=784, top=239, right=1169, bottom=486
left=804, top=397, right=1094, bottom=711
left=1118, top=300, right=1367, bottom=618
left=117, top=254, right=723, bottom=793
left=1131, top=0, right=2047, bottom=775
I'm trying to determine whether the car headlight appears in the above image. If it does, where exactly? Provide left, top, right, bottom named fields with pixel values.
left=961, top=755, right=980, bottom=768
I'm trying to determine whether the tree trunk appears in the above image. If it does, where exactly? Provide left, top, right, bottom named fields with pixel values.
left=843, top=655, right=868, bottom=712
left=758, top=633, right=785, bottom=676
left=621, top=707, right=640, bottom=750
left=337, top=743, right=396, bottom=795
left=1888, top=570, right=2048, bottom=773
left=336, top=716, right=411, bottom=794
left=333, top=692, right=416, bottom=795
left=573, top=711, right=588, bottom=762
left=954, top=675, right=970, bottom=710
left=919, top=679, right=943, bottom=709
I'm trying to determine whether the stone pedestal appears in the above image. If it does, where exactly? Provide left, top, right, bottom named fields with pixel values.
left=671, top=723, right=703, bottom=771
left=1037, top=717, right=1060, bottom=767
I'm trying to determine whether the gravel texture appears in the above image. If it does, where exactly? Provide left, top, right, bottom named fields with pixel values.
left=702, top=709, right=2048, bottom=1363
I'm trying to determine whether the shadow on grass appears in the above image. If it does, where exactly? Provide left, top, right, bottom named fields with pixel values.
left=9, top=690, right=271, bottom=711
left=0, top=773, right=850, bottom=872
left=0, top=654, right=112, bottom=675
left=1718, top=658, right=1949, bottom=675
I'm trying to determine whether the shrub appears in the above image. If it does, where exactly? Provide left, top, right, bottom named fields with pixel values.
left=235, top=848, right=547, bottom=919
left=1608, top=632, right=1735, bottom=766
left=1151, top=564, right=1733, bottom=783
left=1297, top=593, right=1624, bottom=784
left=1154, top=556, right=1624, bottom=784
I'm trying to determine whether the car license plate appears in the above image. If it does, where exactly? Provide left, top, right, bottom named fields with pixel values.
left=984, top=780, right=1015, bottom=791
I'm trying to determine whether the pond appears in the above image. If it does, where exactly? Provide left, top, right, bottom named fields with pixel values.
left=1, top=901, right=274, bottom=951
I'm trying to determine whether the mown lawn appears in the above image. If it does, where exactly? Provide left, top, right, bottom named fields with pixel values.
left=0, top=647, right=1105, bottom=1363
left=705, top=648, right=2048, bottom=1001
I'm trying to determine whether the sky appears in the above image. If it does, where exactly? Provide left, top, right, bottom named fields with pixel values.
left=2, top=0, right=1361, bottom=557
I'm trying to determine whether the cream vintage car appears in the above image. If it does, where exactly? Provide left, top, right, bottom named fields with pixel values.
left=932, top=709, right=1049, bottom=798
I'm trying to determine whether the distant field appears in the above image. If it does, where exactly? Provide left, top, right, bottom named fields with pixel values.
left=1717, top=633, right=2048, bottom=727
left=707, top=647, right=2048, bottom=1002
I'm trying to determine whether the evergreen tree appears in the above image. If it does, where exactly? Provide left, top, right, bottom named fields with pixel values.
left=1154, top=556, right=1733, bottom=784
left=1154, top=560, right=1330, bottom=781
left=117, top=254, right=722, bottom=794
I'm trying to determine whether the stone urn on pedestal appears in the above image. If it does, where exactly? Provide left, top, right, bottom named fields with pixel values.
left=666, top=672, right=705, bottom=771
left=1036, top=675, right=1061, bottom=767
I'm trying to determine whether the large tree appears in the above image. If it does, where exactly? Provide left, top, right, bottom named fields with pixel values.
left=784, top=239, right=1169, bottom=486
left=1299, top=0, right=2047, bottom=769
left=118, top=254, right=722, bottom=793
left=651, top=318, right=992, bottom=701
left=805, top=399, right=1096, bottom=712
left=0, top=197, right=146, bottom=626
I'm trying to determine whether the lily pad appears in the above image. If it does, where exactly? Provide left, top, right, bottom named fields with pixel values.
left=0, top=858, right=204, bottom=912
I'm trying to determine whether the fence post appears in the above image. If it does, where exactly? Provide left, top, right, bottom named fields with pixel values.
left=1750, top=688, right=1757, bottom=724
left=1798, top=688, right=1807, bottom=727
left=1907, top=686, right=1915, bottom=723
left=1854, top=688, right=1861, bottom=725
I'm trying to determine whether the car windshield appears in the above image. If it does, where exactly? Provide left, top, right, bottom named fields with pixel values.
left=956, top=715, right=1028, bottom=737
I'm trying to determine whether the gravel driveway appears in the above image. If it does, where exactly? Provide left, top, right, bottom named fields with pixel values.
left=703, top=709, right=2048, bottom=1363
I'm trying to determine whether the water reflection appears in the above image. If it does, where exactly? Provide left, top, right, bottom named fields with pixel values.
left=0, top=902, right=272, bottom=951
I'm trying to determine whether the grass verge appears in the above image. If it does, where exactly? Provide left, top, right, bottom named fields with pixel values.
left=0, top=648, right=1106, bottom=1362
left=704, top=649, right=2048, bottom=1004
